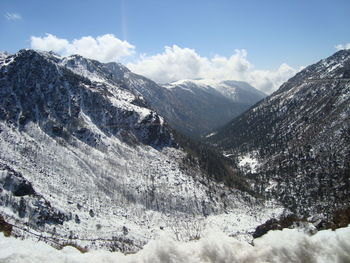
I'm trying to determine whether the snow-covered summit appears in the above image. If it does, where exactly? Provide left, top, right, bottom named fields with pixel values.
left=165, top=78, right=266, bottom=105
left=60, top=54, right=131, bottom=84
left=0, top=51, right=9, bottom=59
left=0, top=51, right=11, bottom=68
left=157, top=78, right=266, bottom=138
left=276, top=49, right=350, bottom=95
left=309, top=49, right=350, bottom=79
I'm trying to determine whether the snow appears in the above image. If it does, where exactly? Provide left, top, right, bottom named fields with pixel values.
left=165, top=79, right=230, bottom=92
left=0, top=49, right=285, bottom=252
left=166, top=79, right=240, bottom=89
left=206, top=203, right=285, bottom=243
left=60, top=57, right=107, bottom=83
left=238, top=153, right=260, bottom=173
left=205, top=132, right=217, bottom=138
left=0, top=225, right=349, bottom=263
left=0, top=120, right=283, bottom=251
left=0, top=53, right=13, bottom=69
left=164, top=78, right=266, bottom=106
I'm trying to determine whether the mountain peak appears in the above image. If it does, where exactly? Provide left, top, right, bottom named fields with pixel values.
left=331, top=48, right=350, bottom=59
left=274, top=50, right=350, bottom=95
left=165, top=78, right=266, bottom=102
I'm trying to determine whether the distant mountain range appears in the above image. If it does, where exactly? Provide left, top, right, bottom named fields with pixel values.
left=55, top=53, right=266, bottom=139
left=208, top=49, right=350, bottom=218
left=163, top=79, right=266, bottom=138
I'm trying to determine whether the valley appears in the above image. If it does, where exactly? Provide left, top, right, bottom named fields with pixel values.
left=0, top=48, right=349, bottom=259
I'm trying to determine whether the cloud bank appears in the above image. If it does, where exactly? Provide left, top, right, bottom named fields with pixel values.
left=128, top=46, right=297, bottom=94
left=31, top=34, right=135, bottom=63
left=30, top=34, right=297, bottom=93
left=335, top=43, right=350, bottom=50
left=5, top=12, right=22, bottom=20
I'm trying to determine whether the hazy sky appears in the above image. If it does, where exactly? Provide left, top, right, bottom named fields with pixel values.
left=1, top=0, right=349, bottom=93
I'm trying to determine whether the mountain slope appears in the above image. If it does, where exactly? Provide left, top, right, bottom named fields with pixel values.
left=162, top=79, right=266, bottom=138
left=166, top=79, right=266, bottom=105
left=208, top=50, right=350, bottom=217
left=58, top=55, right=265, bottom=138
left=0, top=50, right=283, bottom=251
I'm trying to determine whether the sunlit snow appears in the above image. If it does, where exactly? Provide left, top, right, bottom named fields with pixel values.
left=0, top=225, right=349, bottom=263
left=238, top=153, right=260, bottom=173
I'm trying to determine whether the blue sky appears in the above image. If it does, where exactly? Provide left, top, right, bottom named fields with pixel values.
left=1, top=0, right=350, bottom=92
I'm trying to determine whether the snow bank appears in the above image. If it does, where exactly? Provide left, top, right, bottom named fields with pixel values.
left=1, top=225, right=349, bottom=263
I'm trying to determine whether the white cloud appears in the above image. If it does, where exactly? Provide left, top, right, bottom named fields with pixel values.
left=128, top=46, right=297, bottom=94
left=30, top=33, right=297, bottom=93
left=249, top=63, right=297, bottom=94
left=30, top=34, right=135, bottom=62
left=128, top=45, right=209, bottom=83
left=31, top=34, right=69, bottom=54
left=5, top=12, right=22, bottom=20
left=335, top=43, right=350, bottom=50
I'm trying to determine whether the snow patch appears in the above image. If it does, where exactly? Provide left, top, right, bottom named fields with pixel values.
left=205, top=132, right=217, bottom=138
left=238, top=153, right=260, bottom=173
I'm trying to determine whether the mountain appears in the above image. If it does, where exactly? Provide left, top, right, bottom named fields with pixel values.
left=162, top=79, right=266, bottom=138
left=0, top=50, right=283, bottom=252
left=167, top=79, right=266, bottom=105
left=208, top=50, right=350, bottom=218
left=56, top=54, right=265, bottom=139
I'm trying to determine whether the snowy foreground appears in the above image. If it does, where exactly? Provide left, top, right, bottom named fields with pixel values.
left=1, top=226, right=349, bottom=263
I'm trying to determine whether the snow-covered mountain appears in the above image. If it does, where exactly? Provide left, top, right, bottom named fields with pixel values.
left=52, top=53, right=266, bottom=139
left=163, top=79, right=266, bottom=138
left=208, top=50, right=350, bottom=218
left=166, top=79, right=266, bottom=105
left=0, top=50, right=283, bottom=252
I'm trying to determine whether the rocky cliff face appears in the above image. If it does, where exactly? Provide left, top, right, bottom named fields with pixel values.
left=208, top=50, right=350, bottom=217
left=0, top=50, right=283, bottom=251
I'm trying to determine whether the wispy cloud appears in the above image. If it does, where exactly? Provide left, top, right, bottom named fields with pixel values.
left=335, top=43, right=350, bottom=50
left=5, top=12, right=22, bottom=20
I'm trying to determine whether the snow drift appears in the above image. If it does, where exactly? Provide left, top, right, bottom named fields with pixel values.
left=1, top=225, right=349, bottom=263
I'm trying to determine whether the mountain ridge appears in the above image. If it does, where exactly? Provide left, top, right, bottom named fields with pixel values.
left=11, top=49, right=266, bottom=139
left=208, top=49, right=350, bottom=217
left=162, top=78, right=266, bottom=138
